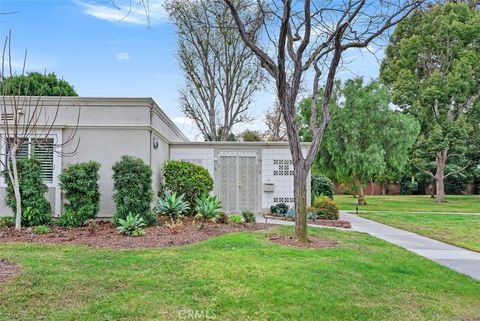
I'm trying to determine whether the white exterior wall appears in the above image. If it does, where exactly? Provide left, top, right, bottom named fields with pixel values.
left=0, top=97, right=188, bottom=219
left=169, top=148, right=215, bottom=178
left=262, top=149, right=295, bottom=209
left=261, top=148, right=310, bottom=210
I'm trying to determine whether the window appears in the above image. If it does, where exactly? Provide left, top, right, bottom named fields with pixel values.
left=5, top=137, right=55, bottom=183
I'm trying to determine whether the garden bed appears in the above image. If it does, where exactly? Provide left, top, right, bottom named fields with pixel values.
left=0, top=219, right=272, bottom=249
left=311, top=219, right=351, bottom=228
left=263, top=214, right=351, bottom=228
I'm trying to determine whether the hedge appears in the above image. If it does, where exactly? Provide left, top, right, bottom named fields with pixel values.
left=58, top=161, right=101, bottom=227
left=112, top=155, right=155, bottom=225
left=162, top=160, right=213, bottom=209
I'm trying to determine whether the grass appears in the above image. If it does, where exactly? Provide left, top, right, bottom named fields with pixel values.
left=360, top=212, right=480, bottom=252
left=335, top=195, right=480, bottom=213
left=1, top=227, right=479, bottom=320
left=335, top=194, right=480, bottom=252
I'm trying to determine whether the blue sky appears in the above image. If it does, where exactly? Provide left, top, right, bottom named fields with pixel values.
left=0, top=0, right=384, bottom=140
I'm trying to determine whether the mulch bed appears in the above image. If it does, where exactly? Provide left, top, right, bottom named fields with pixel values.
left=262, top=214, right=351, bottom=228
left=0, top=259, right=20, bottom=285
left=0, top=219, right=272, bottom=249
left=268, top=234, right=338, bottom=249
left=310, top=220, right=351, bottom=228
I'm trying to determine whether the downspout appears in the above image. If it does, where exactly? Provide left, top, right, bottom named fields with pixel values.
left=149, top=101, right=153, bottom=167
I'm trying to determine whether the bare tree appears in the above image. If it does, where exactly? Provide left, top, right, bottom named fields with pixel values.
left=0, top=32, right=80, bottom=230
left=221, top=0, right=424, bottom=241
left=264, top=101, right=287, bottom=141
left=166, top=0, right=265, bottom=141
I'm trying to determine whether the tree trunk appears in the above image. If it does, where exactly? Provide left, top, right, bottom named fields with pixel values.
left=7, top=145, right=22, bottom=230
left=381, top=183, right=386, bottom=195
left=293, top=161, right=308, bottom=243
left=353, top=176, right=366, bottom=205
left=430, top=179, right=436, bottom=198
left=435, top=150, right=447, bottom=203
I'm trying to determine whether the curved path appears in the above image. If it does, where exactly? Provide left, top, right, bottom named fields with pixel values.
left=255, top=213, right=480, bottom=281
left=341, top=211, right=480, bottom=281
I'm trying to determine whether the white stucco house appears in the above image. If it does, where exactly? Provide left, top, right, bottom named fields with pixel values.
left=0, top=97, right=310, bottom=218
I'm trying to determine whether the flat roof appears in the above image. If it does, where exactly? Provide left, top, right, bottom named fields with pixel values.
left=170, top=141, right=310, bottom=147
left=1, top=96, right=188, bottom=142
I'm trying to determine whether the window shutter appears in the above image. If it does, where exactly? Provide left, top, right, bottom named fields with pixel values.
left=32, top=138, right=54, bottom=183
left=6, top=138, right=29, bottom=159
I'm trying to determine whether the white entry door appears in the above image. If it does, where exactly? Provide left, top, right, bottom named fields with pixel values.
left=218, top=152, right=257, bottom=213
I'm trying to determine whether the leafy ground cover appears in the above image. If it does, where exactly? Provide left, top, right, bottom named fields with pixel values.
left=1, top=227, right=479, bottom=320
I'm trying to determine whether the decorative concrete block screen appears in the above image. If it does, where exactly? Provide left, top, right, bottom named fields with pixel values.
left=262, top=149, right=295, bottom=209
left=169, top=148, right=215, bottom=177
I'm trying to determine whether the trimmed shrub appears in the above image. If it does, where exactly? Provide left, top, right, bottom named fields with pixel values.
left=270, top=203, right=289, bottom=216
left=112, top=155, right=155, bottom=226
left=242, top=210, right=256, bottom=223
left=229, top=214, right=242, bottom=223
left=311, top=174, right=334, bottom=201
left=162, top=160, right=213, bottom=209
left=58, top=161, right=100, bottom=227
left=33, top=225, right=50, bottom=234
left=5, top=158, right=51, bottom=226
left=313, top=195, right=339, bottom=220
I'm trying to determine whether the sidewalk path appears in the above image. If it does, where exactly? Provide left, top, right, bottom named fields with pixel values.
left=350, top=210, right=480, bottom=216
left=255, top=213, right=480, bottom=281
left=341, top=212, right=480, bottom=281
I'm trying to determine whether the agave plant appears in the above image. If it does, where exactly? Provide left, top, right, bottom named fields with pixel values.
left=116, top=213, right=146, bottom=236
left=155, top=191, right=190, bottom=224
left=195, top=195, right=222, bottom=222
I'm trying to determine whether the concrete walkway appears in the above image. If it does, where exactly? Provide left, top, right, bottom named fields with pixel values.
left=341, top=212, right=480, bottom=281
left=255, top=213, right=480, bottom=281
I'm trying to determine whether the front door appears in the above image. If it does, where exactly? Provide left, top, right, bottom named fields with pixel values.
left=218, top=152, right=257, bottom=213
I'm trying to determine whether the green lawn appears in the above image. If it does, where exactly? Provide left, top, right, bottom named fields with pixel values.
left=1, top=227, right=479, bottom=320
left=335, top=195, right=480, bottom=213
left=335, top=195, right=480, bottom=252
left=360, top=212, right=480, bottom=252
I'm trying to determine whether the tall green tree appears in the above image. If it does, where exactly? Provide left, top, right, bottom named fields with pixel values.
left=0, top=72, right=77, bottom=96
left=300, top=78, right=420, bottom=204
left=380, top=3, right=480, bottom=202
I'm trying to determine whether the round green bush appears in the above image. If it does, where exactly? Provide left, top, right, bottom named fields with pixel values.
left=112, top=155, right=155, bottom=226
left=312, top=196, right=339, bottom=220
left=162, top=160, right=213, bottom=209
left=5, top=157, right=51, bottom=226
left=311, top=174, right=334, bottom=201
left=58, top=161, right=101, bottom=227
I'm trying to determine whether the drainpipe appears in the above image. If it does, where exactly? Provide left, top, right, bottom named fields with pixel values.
left=149, top=101, right=153, bottom=167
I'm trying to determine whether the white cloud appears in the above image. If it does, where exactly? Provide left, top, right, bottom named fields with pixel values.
left=77, top=0, right=168, bottom=26
left=172, top=116, right=195, bottom=125
left=115, top=52, right=130, bottom=60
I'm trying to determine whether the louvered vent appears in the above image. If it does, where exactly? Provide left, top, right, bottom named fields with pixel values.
left=1, top=113, right=14, bottom=121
